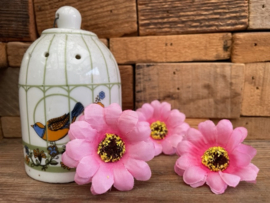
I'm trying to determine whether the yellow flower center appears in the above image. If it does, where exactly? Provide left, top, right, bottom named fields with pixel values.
left=150, top=121, right=168, bottom=140
left=97, top=133, right=125, bottom=163
left=201, top=146, right=229, bottom=172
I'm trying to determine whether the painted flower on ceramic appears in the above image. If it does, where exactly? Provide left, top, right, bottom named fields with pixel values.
left=136, top=100, right=190, bottom=156
left=62, top=103, right=155, bottom=195
left=174, top=119, right=259, bottom=194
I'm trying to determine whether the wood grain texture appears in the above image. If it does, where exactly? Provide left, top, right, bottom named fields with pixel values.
left=34, top=0, right=137, bottom=38
left=0, top=139, right=269, bottom=202
left=232, top=32, right=270, bottom=63
left=213, top=117, right=270, bottom=140
left=110, top=33, right=232, bottom=64
left=0, top=119, right=3, bottom=140
left=0, top=42, right=7, bottom=68
left=7, top=42, right=31, bottom=67
left=249, top=0, right=270, bottom=29
left=0, top=0, right=37, bottom=41
left=119, top=65, right=134, bottom=110
left=241, top=63, right=270, bottom=116
left=0, top=68, right=20, bottom=116
left=185, top=118, right=209, bottom=129
left=138, top=0, right=248, bottom=36
left=136, top=63, right=244, bottom=118
left=0, top=117, right=21, bottom=138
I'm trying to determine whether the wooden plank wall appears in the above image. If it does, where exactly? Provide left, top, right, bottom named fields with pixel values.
left=1, top=0, right=270, bottom=139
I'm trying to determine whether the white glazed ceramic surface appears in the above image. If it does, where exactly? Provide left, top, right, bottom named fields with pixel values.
left=19, top=6, right=121, bottom=183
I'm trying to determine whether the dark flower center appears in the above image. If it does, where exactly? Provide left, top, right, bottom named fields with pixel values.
left=97, top=134, right=125, bottom=163
left=150, top=121, right=168, bottom=140
left=201, top=146, right=229, bottom=171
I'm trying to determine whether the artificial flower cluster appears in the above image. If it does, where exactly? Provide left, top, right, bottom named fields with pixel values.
left=62, top=100, right=259, bottom=195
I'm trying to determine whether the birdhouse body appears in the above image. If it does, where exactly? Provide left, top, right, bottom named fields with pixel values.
left=19, top=8, right=121, bottom=183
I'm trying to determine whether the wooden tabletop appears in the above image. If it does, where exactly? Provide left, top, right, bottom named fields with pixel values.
left=0, top=139, right=269, bottom=202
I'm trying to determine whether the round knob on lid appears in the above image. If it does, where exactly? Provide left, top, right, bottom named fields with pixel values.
left=55, top=6, right=81, bottom=29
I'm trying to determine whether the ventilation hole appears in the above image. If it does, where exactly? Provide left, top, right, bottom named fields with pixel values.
left=44, top=52, right=49, bottom=57
left=110, top=10, right=113, bottom=13
left=173, top=71, right=176, bottom=75
left=177, top=87, right=180, bottom=90
left=75, top=54, right=81, bottom=60
left=256, top=87, right=259, bottom=90
left=254, top=43, right=257, bottom=46
left=170, top=43, right=173, bottom=46
left=262, top=4, right=265, bottom=8
left=252, top=76, right=255, bottom=80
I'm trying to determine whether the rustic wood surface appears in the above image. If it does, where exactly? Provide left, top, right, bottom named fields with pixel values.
left=185, top=118, right=208, bottom=129
left=119, top=65, right=134, bottom=110
left=34, top=0, right=137, bottom=38
left=0, top=0, right=37, bottom=42
left=213, top=117, right=270, bottom=140
left=0, top=138, right=268, bottom=202
left=136, top=63, right=244, bottom=118
left=0, top=119, right=3, bottom=140
left=232, top=32, right=270, bottom=63
left=138, top=0, right=248, bottom=36
left=249, top=0, right=270, bottom=29
left=110, top=33, right=231, bottom=64
left=0, top=67, right=20, bottom=116
left=241, top=63, right=270, bottom=116
left=1, top=117, right=21, bottom=138
left=0, top=43, right=7, bottom=68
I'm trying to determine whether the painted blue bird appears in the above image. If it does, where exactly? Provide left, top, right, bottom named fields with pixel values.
left=31, top=102, right=84, bottom=142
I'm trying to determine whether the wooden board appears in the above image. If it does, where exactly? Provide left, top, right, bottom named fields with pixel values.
left=0, top=0, right=37, bottom=42
left=0, top=119, right=3, bottom=140
left=185, top=118, right=209, bottom=129
left=249, top=0, right=270, bottom=29
left=0, top=43, right=7, bottom=68
left=110, top=33, right=232, bottom=64
left=34, top=0, right=137, bottom=38
left=0, top=139, right=269, bottom=202
left=0, top=117, right=21, bottom=138
left=136, top=63, right=244, bottom=118
left=241, top=63, right=270, bottom=116
left=119, top=65, right=134, bottom=110
left=138, top=0, right=248, bottom=36
left=0, top=68, right=20, bottom=116
left=213, top=117, right=270, bottom=140
left=232, top=32, right=270, bottom=63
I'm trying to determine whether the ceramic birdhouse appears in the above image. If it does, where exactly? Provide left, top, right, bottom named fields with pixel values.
left=19, top=6, right=121, bottom=183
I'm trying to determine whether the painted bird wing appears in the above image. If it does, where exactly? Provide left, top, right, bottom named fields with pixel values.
left=47, top=113, right=70, bottom=131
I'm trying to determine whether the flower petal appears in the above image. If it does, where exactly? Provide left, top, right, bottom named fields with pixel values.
left=234, top=144, right=257, bottom=159
left=170, top=122, right=190, bottom=135
left=159, top=102, right=171, bottom=121
left=74, top=173, right=92, bottom=185
left=68, top=121, right=97, bottom=141
left=233, top=163, right=259, bottom=182
left=174, top=163, right=185, bottom=176
left=118, top=110, right=138, bottom=135
left=84, top=104, right=106, bottom=133
left=166, top=109, right=185, bottom=128
left=219, top=171, right=240, bottom=187
left=216, top=119, right=233, bottom=147
left=76, top=155, right=100, bottom=179
left=162, top=134, right=183, bottom=155
left=62, top=152, right=78, bottom=168
left=226, top=127, right=247, bottom=152
left=124, top=158, right=151, bottom=181
left=104, top=103, right=122, bottom=130
left=185, top=128, right=206, bottom=148
left=113, top=163, right=134, bottom=191
left=175, top=154, right=199, bottom=170
left=125, top=121, right=150, bottom=143
left=176, top=140, right=199, bottom=156
left=190, top=177, right=207, bottom=188
left=91, top=165, right=114, bottom=195
left=198, top=120, right=216, bottom=144
left=136, top=103, right=154, bottom=121
left=206, top=172, right=227, bottom=194
left=183, top=166, right=207, bottom=186
left=151, top=100, right=162, bottom=120
left=153, top=140, right=163, bottom=156
left=128, top=140, right=155, bottom=161
left=66, top=139, right=93, bottom=161
left=230, top=150, right=252, bottom=168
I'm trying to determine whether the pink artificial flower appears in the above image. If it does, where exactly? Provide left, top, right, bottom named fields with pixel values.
left=174, top=119, right=259, bottom=194
left=136, top=100, right=190, bottom=156
left=62, top=103, right=155, bottom=195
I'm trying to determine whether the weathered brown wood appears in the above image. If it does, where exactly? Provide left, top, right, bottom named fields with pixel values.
left=0, top=0, right=37, bottom=42
left=241, top=63, right=270, bottom=116
left=0, top=43, right=7, bottom=68
left=249, top=0, right=270, bottom=29
left=100, top=39, right=108, bottom=48
left=0, top=139, right=268, bottom=202
left=212, top=117, right=270, bottom=140
left=0, top=119, right=3, bottom=140
left=0, top=117, right=21, bottom=138
left=34, top=0, right=137, bottom=38
left=0, top=68, right=20, bottom=116
left=119, top=65, right=134, bottom=110
left=138, top=0, right=248, bottom=36
left=185, top=118, right=209, bottom=129
left=110, top=33, right=232, bottom=64
left=136, top=63, right=244, bottom=118
left=232, top=32, right=270, bottom=63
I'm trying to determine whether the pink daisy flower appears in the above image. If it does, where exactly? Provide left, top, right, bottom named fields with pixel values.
left=62, top=103, right=155, bottom=195
left=174, top=119, right=259, bottom=194
left=136, top=100, right=190, bottom=156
